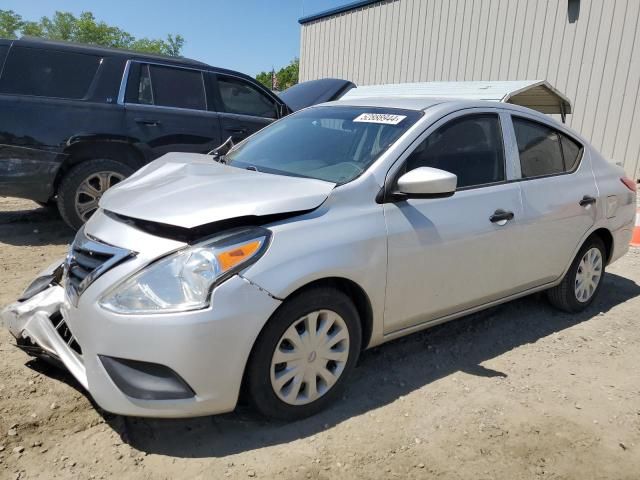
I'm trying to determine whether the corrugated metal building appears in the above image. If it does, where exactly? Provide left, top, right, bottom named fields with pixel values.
left=299, top=0, right=640, bottom=179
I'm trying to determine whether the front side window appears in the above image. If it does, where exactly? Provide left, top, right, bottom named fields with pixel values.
left=403, top=114, right=505, bottom=188
left=0, top=47, right=100, bottom=99
left=226, top=106, right=422, bottom=183
left=512, top=117, right=582, bottom=178
left=217, top=75, right=278, bottom=118
left=147, top=65, right=206, bottom=110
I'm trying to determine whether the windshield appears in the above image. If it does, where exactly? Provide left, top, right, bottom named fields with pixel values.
left=226, top=106, right=422, bottom=183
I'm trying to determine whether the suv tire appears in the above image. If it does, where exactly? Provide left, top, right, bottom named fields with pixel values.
left=57, top=158, right=134, bottom=230
left=245, top=287, right=362, bottom=420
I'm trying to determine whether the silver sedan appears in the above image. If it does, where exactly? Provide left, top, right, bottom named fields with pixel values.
left=3, top=97, right=637, bottom=420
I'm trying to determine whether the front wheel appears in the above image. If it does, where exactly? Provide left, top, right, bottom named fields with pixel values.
left=547, top=236, right=606, bottom=312
left=57, top=159, right=134, bottom=230
left=245, top=287, right=362, bottom=420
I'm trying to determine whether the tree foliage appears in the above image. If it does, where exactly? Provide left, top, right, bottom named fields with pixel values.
left=256, top=58, right=299, bottom=91
left=0, top=10, right=184, bottom=56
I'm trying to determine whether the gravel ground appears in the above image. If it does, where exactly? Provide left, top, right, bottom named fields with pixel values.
left=0, top=197, right=639, bottom=480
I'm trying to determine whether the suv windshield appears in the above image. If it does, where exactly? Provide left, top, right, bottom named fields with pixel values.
left=226, top=106, right=422, bottom=183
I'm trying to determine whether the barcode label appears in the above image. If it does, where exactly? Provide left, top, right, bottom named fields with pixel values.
left=353, top=113, right=407, bottom=125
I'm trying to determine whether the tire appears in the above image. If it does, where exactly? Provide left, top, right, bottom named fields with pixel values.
left=245, top=287, right=362, bottom=420
left=547, top=235, right=606, bottom=312
left=57, top=158, right=134, bottom=230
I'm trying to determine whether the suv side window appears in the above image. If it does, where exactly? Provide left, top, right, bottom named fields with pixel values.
left=0, top=46, right=100, bottom=99
left=513, top=117, right=583, bottom=178
left=217, top=75, right=278, bottom=118
left=137, top=64, right=153, bottom=105
left=404, top=114, right=506, bottom=188
left=146, top=64, right=206, bottom=110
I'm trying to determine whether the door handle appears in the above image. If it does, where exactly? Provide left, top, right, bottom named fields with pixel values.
left=579, top=195, right=596, bottom=207
left=490, top=209, right=515, bottom=224
left=135, top=118, right=161, bottom=126
left=227, top=127, right=247, bottom=135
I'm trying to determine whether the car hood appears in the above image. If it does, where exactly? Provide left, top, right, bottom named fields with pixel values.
left=99, top=152, right=335, bottom=229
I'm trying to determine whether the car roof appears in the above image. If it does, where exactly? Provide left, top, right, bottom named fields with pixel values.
left=316, top=95, right=588, bottom=145
left=321, top=95, right=554, bottom=118
left=1, top=37, right=275, bottom=89
left=9, top=37, right=209, bottom=68
left=324, top=95, right=446, bottom=111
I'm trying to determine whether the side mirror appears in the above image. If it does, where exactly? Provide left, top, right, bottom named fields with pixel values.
left=396, top=167, right=457, bottom=198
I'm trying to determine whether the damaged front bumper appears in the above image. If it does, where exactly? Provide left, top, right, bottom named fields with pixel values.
left=2, top=282, right=88, bottom=389
left=2, top=264, right=283, bottom=417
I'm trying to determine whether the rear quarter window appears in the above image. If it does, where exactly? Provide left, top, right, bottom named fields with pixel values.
left=560, top=134, right=583, bottom=171
left=0, top=47, right=101, bottom=99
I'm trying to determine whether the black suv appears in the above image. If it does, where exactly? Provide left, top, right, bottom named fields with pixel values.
left=0, top=37, right=354, bottom=228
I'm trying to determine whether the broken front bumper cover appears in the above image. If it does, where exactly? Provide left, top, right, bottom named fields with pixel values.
left=2, top=267, right=283, bottom=417
left=2, top=283, right=88, bottom=389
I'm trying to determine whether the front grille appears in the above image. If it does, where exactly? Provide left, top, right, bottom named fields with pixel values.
left=65, top=227, right=135, bottom=305
left=67, top=246, right=114, bottom=293
left=49, top=311, right=82, bottom=355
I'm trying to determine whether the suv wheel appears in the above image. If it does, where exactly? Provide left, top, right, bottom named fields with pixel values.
left=547, top=235, right=606, bottom=312
left=246, top=287, right=362, bottom=420
left=57, top=159, right=134, bottom=229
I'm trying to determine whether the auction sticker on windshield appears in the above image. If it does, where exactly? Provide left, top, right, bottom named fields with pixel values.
left=353, top=113, right=407, bottom=125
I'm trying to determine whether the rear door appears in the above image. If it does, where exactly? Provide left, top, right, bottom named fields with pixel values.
left=211, top=74, right=280, bottom=143
left=508, top=114, right=597, bottom=285
left=122, top=62, right=222, bottom=159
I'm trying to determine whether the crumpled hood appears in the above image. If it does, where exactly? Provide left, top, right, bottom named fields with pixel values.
left=100, top=152, right=335, bottom=229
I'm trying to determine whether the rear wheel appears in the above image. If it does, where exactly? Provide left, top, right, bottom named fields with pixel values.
left=57, top=158, right=133, bottom=230
left=547, top=236, right=606, bottom=312
left=245, top=287, right=361, bottom=420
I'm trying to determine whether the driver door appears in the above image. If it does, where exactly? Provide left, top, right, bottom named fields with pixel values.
left=383, top=111, right=526, bottom=333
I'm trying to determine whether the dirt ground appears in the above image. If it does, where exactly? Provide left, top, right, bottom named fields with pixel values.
left=0, top=197, right=638, bottom=480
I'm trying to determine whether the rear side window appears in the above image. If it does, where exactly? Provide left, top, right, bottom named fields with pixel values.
left=0, top=47, right=100, bottom=99
left=513, top=117, right=582, bottom=178
left=147, top=65, right=206, bottom=110
left=404, top=114, right=506, bottom=188
left=217, top=75, right=278, bottom=118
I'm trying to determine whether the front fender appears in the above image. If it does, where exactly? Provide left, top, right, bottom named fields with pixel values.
left=241, top=196, right=388, bottom=347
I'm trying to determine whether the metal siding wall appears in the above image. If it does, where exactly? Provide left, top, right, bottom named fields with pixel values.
left=300, top=0, right=640, bottom=178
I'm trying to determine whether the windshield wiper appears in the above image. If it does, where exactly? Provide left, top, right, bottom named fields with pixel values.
left=246, top=165, right=259, bottom=172
left=207, top=136, right=235, bottom=164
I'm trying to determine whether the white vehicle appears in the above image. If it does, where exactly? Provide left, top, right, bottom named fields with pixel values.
left=2, top=96, right=637, bottom=420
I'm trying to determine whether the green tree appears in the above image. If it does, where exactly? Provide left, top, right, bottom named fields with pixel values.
left=277, top=58, right=299, bottom=89
left=256, top=58, right=300, bottom=91
left=0, top=9, right=184, bottom=57
left=256, top=71, right=272, bottom=89
left=0, top=10, right=23, bottom=38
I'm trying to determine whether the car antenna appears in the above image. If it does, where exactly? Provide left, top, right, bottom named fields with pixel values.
left=207, top=136, right=235, bottom=163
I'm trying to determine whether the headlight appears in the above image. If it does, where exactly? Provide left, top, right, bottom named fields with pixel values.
left=99, top=227, right=271, bottom=314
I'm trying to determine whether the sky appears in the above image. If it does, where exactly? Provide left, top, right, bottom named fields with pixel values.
left=1, top=0, right=352, bottom=76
